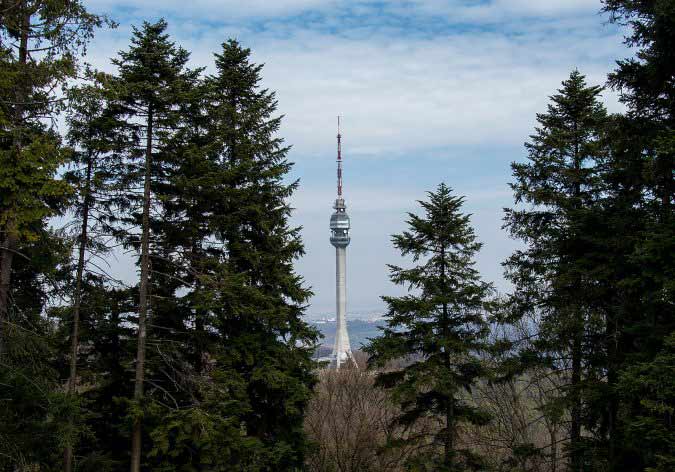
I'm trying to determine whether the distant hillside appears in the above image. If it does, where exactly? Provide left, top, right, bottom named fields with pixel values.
left=310, top=318, right=384, bottom=350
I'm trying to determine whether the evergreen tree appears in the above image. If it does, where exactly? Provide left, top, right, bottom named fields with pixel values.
left=152, top=39, right=318, bottom=470
left=503, top=70, right=609, bottom=471
left=0, top=224, right=73, bottom=469
left=617, top=331, right=675, bottom=472
left=60, top=72, right=126, bottom=471
left=105, top=19, right=200, bottom=471
left=0, top=0, right=108, bottom=355
left=602, top=2, right=675, bottom=469
left=366, top=183, right=493, bottom=471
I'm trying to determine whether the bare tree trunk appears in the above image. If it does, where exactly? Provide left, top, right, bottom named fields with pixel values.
left=131, top=106, right=153, bottom=472
left=445, top=398, right=455, bottom=470
left=64, top=157, right=94, bottom=472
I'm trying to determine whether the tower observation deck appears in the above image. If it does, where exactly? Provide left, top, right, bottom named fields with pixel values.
left=329, top=117, right=355, bottom=369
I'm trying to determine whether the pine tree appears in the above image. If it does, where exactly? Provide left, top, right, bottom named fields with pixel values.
left=366, top=183, right=493, bottom=471
left=105, top=19, right=200, bottom=471
left=140, top=40, right=319, bottom=469
left=56, top=280, right=137, bottom=470
left=603, top=0, right=675, bottom=363
left=503, top=70, right=609, bottom=471
left=603, top=1, right=674, bottom=350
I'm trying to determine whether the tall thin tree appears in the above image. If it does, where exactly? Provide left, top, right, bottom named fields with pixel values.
left=106, top=19, right=199, bottom=471
left=61, top=73, right=123, bottom=472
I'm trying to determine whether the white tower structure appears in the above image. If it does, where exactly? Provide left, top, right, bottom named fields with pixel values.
left=329, top=117, right=355, bottom=369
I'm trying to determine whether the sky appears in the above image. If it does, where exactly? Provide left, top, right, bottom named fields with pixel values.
left=82, top=0, right=630, bottom=316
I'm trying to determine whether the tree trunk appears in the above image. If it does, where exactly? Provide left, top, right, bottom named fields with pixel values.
left=606, top=314, right=619, bottom=469
left=0, top=230, right=17, bottom=358
left=570, top=330, right=582, bottom=472
left=131, top=106, right=153, bottom=472
left=64, top=157, right=94, bottom=472
left=445, top=398, right=455, bottom=470
left=439, top=244, right=454, bottom=470
left=550, top=425, right=558, bottom=472
left=569, top=123, right=583, bottom=472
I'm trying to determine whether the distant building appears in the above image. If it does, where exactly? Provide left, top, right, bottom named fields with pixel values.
left=327, top=117, right=355, bottom=369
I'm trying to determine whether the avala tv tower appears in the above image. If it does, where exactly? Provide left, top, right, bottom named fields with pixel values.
left=329, top=117, right=355, bottom=369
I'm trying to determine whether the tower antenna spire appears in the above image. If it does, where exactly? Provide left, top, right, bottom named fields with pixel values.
left=337, top=115, right=342, bottom=197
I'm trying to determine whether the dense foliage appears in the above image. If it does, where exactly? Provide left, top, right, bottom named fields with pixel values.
left=503, top=70, right=611, bottom=470
left=0, top=10, right=316, bottom=472
left=367, top=184, right=494, bottom=471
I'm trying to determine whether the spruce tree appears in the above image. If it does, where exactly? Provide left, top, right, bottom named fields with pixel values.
left=105, top=19, right=200, bottom=471
left=603, top=0, right=675, bottom=362
left=366, top=183, right=493, bottom=471
left=504, top=70, right=609, bottom=471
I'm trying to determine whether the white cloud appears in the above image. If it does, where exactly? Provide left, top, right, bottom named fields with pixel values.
left=85, top=0, right=606, bottom=22
left=237, top=29, right=623, bottom=159
left=407, top=0, right=604, bottom=21
left=85, top=0, right=337, bottom=19
left=83, top=1, right=624, bottom=163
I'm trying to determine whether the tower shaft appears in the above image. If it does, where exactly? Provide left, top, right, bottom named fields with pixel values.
left=333, top=246, right=350, bottom=368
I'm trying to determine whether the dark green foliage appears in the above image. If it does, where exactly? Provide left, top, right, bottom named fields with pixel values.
left=367, top=184, right=493, bottom=471
left=103, top=19, right=201, bottom=471
left=603, top=0, right=675, bottom=357
left=601, top=1, right=675, bottom=469
left=1, top=1, right=673, bottom=470
left=617, top=332, right=675, bottom=472
left=59, top=71, right=129, bottom=470
left=51, top=280, right=137, bottom=471
left=142, top=39, right=318, bottom=470
left=0, top=3, right=108, bottom=468
left=201, top=41, right=318, bottom=463
left=0, top=227, right=74, bottom=470
left=107, top=18, right=200, bottom=241
left=504, top=70, right=610, bottom=470
left=0, top=0, right=109, bottom=350
left=602, top=0, right=674, bottom=336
